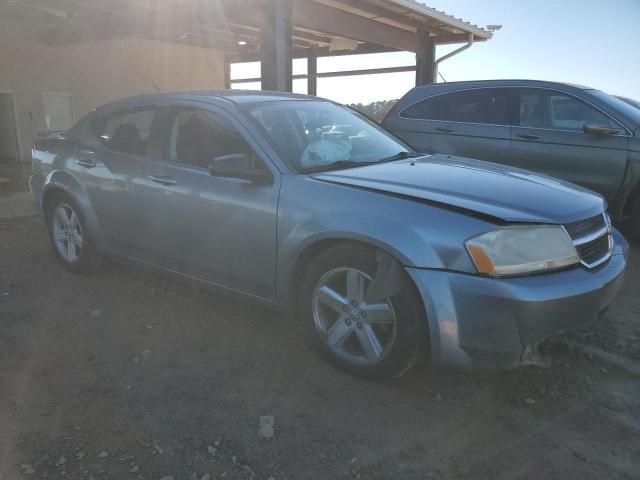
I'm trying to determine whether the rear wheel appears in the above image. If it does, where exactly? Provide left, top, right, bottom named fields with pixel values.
left=300, top=244, right=427, bottom=380
left=46, top=193, right=103, bottom=273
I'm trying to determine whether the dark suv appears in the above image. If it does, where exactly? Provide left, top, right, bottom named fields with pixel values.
left=383, top=80, right=640, bottom=236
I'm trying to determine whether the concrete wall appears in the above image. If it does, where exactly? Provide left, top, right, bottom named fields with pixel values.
left=0, top=19, right=226, bottom=161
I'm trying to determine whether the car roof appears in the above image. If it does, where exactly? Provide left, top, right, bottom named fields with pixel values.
left=98, top=89, right=326, bottom=111
left=409, top=79, right=595, bottom=92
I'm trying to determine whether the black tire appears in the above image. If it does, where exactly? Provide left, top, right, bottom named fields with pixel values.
left=299, top=243, right=428, bottom=380
left=46, top=193, right=103, bottom=273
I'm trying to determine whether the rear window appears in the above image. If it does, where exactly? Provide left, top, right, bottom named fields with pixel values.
left=400, top=88, right=512, bottom=125
left=91, top=107, right=157, bottom=156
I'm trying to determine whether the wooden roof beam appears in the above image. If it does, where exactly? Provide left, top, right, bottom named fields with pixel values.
left=226, top=42, right=397, bottom=63
left=224, top=23, right=332, bottom=46
left=292, top=0, right=417, bottom=52
left=334, top=0, right=452, bottom=37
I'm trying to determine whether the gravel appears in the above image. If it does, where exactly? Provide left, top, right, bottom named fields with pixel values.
left=1, top=217, right=638, bottom=480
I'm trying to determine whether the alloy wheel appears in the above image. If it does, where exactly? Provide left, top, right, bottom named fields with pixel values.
left=52, top=203, right=83, bottom=263
left=312, top=267, right=397, bottom=366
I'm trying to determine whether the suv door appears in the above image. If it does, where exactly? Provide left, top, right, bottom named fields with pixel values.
left=511, top=88, right=629, bottom=203
left=146, top=104, right=279, bottom=300
left=394, top=88, right=514, bottom=164
left=77, top=105, right=169, bottom=259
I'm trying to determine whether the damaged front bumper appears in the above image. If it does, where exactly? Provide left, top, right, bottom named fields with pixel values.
left=406, top=229, right=628, bottom=369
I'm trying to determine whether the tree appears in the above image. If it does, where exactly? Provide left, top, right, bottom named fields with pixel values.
left=348, top=99, right=398, bottom=123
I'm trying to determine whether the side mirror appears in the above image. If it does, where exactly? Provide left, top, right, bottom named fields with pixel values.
left=583, top=123, right=621, bottom=136
left=208, top=153, right=272, bottom=185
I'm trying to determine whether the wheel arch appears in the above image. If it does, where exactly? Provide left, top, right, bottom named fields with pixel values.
left=42, top=184, right=74, bottom=217
left=281, top=234, right=423, bottom=318
left=41, top=172, right=106, bottom=251
left=287, top=238, right=350, bottom=309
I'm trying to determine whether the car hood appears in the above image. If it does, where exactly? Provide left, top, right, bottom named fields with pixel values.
left=311, top=155, right=605, bottom=224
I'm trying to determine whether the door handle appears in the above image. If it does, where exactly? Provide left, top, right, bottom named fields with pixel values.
left=77, top=159, right=97, bottom=169
left=435, top=127, right=455, bottom=133
left=77, top=150, right=97, bottom=168
left=516, top=133, right=541, bottom=140
left=147, top=175, right=179, bottom=186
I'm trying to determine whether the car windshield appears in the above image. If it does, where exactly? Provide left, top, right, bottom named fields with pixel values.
left=244, top=100, right=414, bottom=173
left=617, top=96, right=640, bottom=110
left=590, top=89, right=640, bottom=126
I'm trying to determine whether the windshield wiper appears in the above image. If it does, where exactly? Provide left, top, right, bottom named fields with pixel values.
left=304, top=152, right=424, bottom=173
left=303, top=160, right=377, bottom=173
left=379, top=151, right=425, bottom=163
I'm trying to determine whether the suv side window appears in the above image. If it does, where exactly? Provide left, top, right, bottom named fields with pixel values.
left=519, top=89, right=620, bottom=131
left=91, top=107, right=156, bottom=156
left=400, top=88, right=512, bottom=125
left=165, top=107, right=266, bottom=172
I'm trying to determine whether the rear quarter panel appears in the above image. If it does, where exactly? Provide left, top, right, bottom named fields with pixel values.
left=31, top=136, right=77, bottom=207
left=31, top=136, right=107, bottom=249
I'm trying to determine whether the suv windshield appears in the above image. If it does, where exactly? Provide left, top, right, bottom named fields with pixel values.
left=591, top=89, right=640, bottom=126
left=244, top=100, right=414, bottom=173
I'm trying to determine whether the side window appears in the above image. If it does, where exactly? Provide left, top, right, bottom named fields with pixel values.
left=519, top=89, right=618, bottom=131
left=166, top=108, right=264, bottom=171
left=92, top=107, right=156, bottom=156
left=400, top=95, right=444, bottom=120
left=400, top=89, right=511, bottom=125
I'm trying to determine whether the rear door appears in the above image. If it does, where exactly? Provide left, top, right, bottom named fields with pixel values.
left=393, top=88, right=514, bottom=164
left=77, top=105, right=168, bottom=259
left=510, top=88, right=629, bottom=203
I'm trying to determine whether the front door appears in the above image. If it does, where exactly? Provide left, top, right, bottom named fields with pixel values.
left=145, top=105, right=280, bottom=300
left=510, top=88, right=629, bottom=204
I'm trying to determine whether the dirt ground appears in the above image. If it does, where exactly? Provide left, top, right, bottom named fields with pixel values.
left=1, top=165, right=639, bottom=480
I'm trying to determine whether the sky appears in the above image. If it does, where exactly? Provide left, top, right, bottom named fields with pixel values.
left=231, top=0, right=640, bottom=104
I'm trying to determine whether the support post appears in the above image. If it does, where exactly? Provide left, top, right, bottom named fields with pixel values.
left=223, top=57, right=231, bottom=89
left=307, top=51, right=317, bottom=96
left=260, top=0, right=293, bottom=92
left=415, top=31, right=435, bottom=86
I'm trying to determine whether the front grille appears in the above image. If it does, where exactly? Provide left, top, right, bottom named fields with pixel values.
left=563, top=213, right=613, bottom=268
left=576, top=234, right=611, bottom=265
left=564, top=214, right=606, bottom=238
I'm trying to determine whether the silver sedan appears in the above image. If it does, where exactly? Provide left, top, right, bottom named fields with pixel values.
left=30, top=91, right=628, bottom=379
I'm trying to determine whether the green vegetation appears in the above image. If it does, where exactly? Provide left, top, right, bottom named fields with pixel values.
left=348, top=99, right=398, bottom=123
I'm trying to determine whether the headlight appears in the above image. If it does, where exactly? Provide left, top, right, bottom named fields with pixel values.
left=466, top=225, right=579, bottom=276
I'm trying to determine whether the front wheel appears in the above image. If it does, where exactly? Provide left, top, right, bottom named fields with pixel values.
left=300, top=244, right=428, bottom=380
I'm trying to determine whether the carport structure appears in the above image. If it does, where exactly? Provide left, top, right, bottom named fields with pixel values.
left=14, top=0, right=492, bottom=93
left=222, top=0, right=493, bottom=93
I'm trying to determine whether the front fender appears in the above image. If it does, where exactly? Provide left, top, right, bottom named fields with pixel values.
left=275, top=176, right=495, bottom=307
left=42, top=170, right=107, bottom=250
